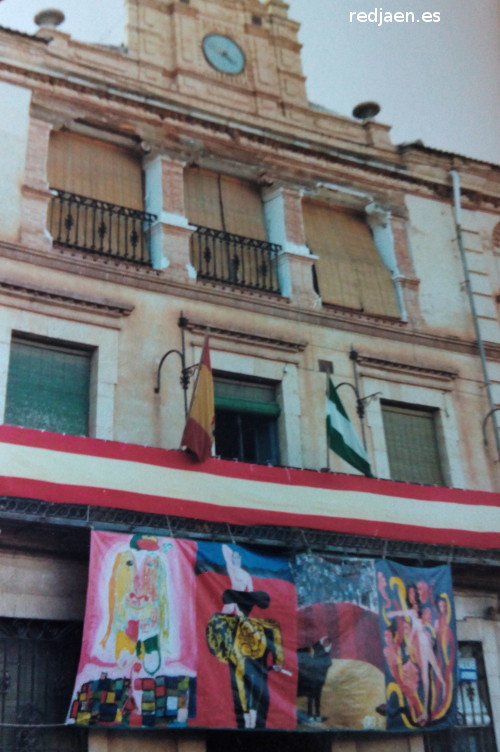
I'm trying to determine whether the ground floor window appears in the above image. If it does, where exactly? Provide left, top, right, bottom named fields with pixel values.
left=0, top=617, right=87, bottom=752
left=425, top=642, right=497, bottom=752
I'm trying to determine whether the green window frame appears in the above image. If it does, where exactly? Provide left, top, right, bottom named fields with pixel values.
left=214, top=375, right=280, bottom=465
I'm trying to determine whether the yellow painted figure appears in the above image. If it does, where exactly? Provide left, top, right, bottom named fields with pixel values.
left=100, top=536, right=170, bottom=675
left=207, top=612, right=284, bottom=729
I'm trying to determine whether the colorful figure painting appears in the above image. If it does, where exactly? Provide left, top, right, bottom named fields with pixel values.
left=68, top=531, right=198, bottom=728
left=375, top=560, right=457, bottom=730
left=291, top=554, right=386, bottom=730
left=69, top=532, right=457, bottom=734
left=194, top=542, right=298, bottom=729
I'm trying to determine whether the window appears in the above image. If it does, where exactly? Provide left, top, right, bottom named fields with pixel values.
left=48, top=131, right=144, bottom=210
left=5, top=336, right=91, bottom=436
left=0, top=617, right=86, bottom=752
left=184, top=167, right=267, bottom=240
left=214, top=375, right=280, bottom=464
left=381, top=401, right=445, bottom=485
left=425, top=642, right=497, bottom=752
left=302, top=200, right=399, bottom=317
left=47, top=131, right=153, bottom=264
left=185, top=168, right=280, bottom=292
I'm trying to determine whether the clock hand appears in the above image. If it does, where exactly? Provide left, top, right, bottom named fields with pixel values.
left=216, top=47, right=236, bottom=64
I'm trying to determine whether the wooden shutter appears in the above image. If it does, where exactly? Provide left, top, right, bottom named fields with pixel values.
left=184, top=168, right=267, bottom=240
left=219, top=175, right=267, bottom=240
left=48, top=131, right=144, bottom=210
left=184, top=168, right=224, bottom=230
left=303, top=201, right=400, bottom=317
left=381, top=403, right=444, bottom=485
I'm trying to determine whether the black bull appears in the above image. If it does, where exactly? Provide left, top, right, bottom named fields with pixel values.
left=297, top=640, right=333, bottom=720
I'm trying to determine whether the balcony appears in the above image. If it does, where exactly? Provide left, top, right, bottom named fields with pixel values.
left=48, top=189, right=156, bottom=265
left=190, top=225, right=281, bottom=293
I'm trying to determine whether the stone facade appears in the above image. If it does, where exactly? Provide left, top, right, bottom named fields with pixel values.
left=0, top=2, right=499, bottom=751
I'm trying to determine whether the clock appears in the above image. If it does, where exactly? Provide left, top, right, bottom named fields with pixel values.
left=202, top=34, right=246, bottom=75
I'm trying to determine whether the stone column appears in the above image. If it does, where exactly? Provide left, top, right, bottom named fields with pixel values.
left=20, top=116, right=54, bottom=252
left=262, top=185, right=320, bottom=309
left=144, top=153, right=195, bottom=280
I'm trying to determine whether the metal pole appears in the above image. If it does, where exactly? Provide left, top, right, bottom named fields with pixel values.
left=178, top=313, right=189, bottom=419
left=325, top=373, right=331, bottom=471
left=154, top=314, right=191, bottom=419
left=450, top=171, right=500, bottom=461
left=350, top=349, right=367, bottom=450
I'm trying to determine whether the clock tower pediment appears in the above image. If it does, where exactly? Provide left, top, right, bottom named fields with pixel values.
left=125, top=0, right=308, bottom=119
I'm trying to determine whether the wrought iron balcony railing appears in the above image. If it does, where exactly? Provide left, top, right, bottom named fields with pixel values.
left=190, top=225, right=281, bottom=293
left=49, top=189, right=157, bottom=265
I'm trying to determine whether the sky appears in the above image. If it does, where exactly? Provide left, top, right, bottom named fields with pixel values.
left=0, top=0, right=498, bottom=165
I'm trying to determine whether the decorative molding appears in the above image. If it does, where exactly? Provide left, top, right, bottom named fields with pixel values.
left=1, top=496, right=499, bottom=569
left=322, top=302, right=407, bottom=328
left=354, top=354, right=459, bottom=383
left=184, top=319, right=308, bottom=353
left=2, top=241, right=499, bottom=362
left=2, top=60, right=500, bottom=207
left=0, top=277, right=134, bottom=318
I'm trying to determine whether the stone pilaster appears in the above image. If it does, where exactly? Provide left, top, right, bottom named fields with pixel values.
left=262, top=185, right=320, bottom=309
left=144, top=153, right=195, bottom=281
left=20, top=117, right=54, bottom=252
left=391, top=213, right=422, bottom=326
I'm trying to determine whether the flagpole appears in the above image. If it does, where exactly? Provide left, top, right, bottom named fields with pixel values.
left=154, top=312, right=191, bottom=419
left=325, top=373, right=331, bottom=472
left=350, top=350, right=367, bottom=451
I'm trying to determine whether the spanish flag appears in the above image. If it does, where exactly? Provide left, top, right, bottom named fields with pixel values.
left=181, top=337, right=215, bottom=462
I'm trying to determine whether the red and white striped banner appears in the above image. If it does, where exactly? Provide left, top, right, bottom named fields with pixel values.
left=0, top=425, right=499, bottom=549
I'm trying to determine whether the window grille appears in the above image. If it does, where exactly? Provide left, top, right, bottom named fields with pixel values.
left=425, top=642, right=498, bottom=752
left=47, top=132, right=154, bottom=264
left=0, top=617, right=86, bottom=752
left=185, top=169, right=280, bottom=292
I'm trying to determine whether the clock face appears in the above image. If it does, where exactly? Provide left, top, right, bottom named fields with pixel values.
left=202, top=34, right=245, bottom=75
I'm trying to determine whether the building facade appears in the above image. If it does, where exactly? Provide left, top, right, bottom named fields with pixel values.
left=0, top=1, right=499, bottom=751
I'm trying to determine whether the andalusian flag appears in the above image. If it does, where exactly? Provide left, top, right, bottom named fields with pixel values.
left=181, top=338, right=215, bottom=462
left=326, top=379, right=372, bottom=477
